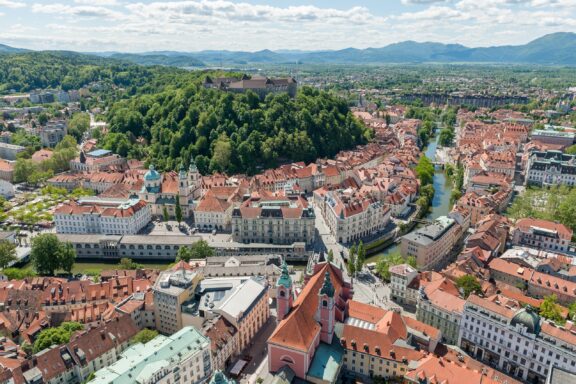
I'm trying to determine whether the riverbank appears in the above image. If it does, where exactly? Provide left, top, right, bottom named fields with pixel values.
left=366, top=135, right=454, bottom=264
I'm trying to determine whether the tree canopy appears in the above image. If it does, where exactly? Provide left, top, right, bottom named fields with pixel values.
left=31, top=234, right=76, bottom=275
left=455, top=275, right=482, bottom=298
left=539, top=294, right=564, bottom=324
left=0, top=240, right=17, bottom=269
left=106, top=85, right=371, bottom=175
left=375, top=252, right=416, bottom=282
left=131, top=329, right=158, bottom=345
left=33, top=322, right=83, bottom=353
left=176, top=240, right=215, bottom=262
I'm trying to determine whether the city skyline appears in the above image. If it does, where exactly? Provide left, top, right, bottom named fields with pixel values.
left=0, top=0, right=575, bottom=52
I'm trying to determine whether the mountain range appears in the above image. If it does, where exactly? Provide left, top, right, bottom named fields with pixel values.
left=3, top=32, right=576, bottom=66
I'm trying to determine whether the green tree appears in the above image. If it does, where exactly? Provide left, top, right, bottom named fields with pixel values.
left=13, top=158, right=38, bottom=184
left=414, top=155, right=435, bottom=186
left=375, top=252, right=405, bottom=282
left=33, top=322, right=83, bottom=353
left=38, top=113, right=49, bottom=126
left=566, top=144, right=576, bottom=155
left=131, top=329, right=158, bottom=345
left=539, top=295, right=564, bottom=324
left=59, top=242, right=76, bottom=274
left=209, top=134, right=232, bottom=173
left=162, top=205, right=169, bottom=222
left=347, top=253, right=356, bottom=276
left=568, top=302, right=576, bottom=321
left=31, top=234, right=76, bottom=275
left=2, top=268, right=36, bottom=280
left=327, top=249, right=334, bottom=263
left=175, top=196, right=182, bottom=224
left=118, top=258, right=142, bottom=270
left=456, top=275, right=482, bottom=298
left=177, top=240, right=215, bottom=261
left=0, top=240, right=17, bottom=269
left=31, top=234, right=61, bottom=275
left=356, top=241, right=366, bottom=272
left=21, top=341, right=33, bottom=357
left=67, top=112, right=90, bottom=142
left=438, top=127, right=455, bottom=147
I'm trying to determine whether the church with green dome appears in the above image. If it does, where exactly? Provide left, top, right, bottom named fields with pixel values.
left=138, top=158, right=201, bottom=219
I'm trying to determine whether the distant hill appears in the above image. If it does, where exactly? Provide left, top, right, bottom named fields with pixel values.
left=108, top=53, right=205, bottom=67
left=0, top=43, right=28, bottom=54
left=181, top=32, right=576, bottom=66
left=2, top=32, right=576, bottom=66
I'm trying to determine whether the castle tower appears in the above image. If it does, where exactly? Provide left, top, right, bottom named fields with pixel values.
left=316, top=270, right=335, bottom=344
left=276, top=260, right=293, bottom=323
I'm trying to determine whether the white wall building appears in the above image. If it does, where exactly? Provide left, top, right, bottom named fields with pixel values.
left=459, top=294, right=576, bottom=384
left=320, top=189, right=391, bottom=244
left=91, top=326, right=212, bottom=384
left=54, top=198, right=152, bottom=235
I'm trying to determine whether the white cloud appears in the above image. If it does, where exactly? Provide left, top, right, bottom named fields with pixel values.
left=0, top=0, right=573, bottom=52
left=396, top=6, right=469, bottom=21
left=0, top=0, right=25, bottom=8
left=125, top=1, right=380, bottom=24
left=74, top=0, right=118, bottom=5
left=32, top=3, right=123, bottom=18
left=401, top=0, right=450, bottom=4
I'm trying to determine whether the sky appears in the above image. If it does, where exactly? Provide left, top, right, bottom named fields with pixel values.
left=0, top=0, right=575, bottom=52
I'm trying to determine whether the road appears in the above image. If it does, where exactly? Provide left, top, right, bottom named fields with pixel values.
left=352, top=269, right=404, bottom=313
left=233, top=309, right=278, bottom=384
left=311, top=204, right=348, bottom=277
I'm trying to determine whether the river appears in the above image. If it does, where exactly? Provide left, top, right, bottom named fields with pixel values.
left=366, top=135, right=453, bottom=263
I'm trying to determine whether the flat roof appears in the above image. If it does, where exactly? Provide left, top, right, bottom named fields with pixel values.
left=87, top=149, right=112, bottom=157
left=307, top=339, right=343, bottom=383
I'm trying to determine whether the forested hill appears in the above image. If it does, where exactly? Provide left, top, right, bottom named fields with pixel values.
left=0, top=51, right=187, bottom=93
left=106, top=85, right=372, bottom=175
left=0, top=51, right=370, bottom=175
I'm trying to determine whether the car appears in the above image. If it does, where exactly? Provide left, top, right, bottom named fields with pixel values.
left=212, top=229, right=217, bottom=235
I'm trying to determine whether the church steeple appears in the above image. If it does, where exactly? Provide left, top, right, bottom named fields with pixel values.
left=320, top=271, right=334, bottom=297
left=276, top=260, right=293, bottom=323
left=316, top=268, right=335, bottom=344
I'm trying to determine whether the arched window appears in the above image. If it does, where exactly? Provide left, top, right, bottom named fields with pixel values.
left=323, top=300, right=328, bottom=307
left=280, top=290, right=285, bottom=298
left=280, top=355, right=295, bottom=365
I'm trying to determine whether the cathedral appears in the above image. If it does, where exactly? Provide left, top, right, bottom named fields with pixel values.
left=138, top=159, right=202, bottom=219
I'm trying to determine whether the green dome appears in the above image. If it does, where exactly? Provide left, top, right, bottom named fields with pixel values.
left=320, top=271, right=334, bottom=298
left=277, top=260, right=292, bottom=288
left=510, top=305, right=541, bottom=335
left=144, top=165, right=161, bottom=181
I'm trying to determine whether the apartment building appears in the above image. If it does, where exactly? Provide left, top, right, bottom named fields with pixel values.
left=0, top=142, right=25, bottom=160
left=459, top=294, right=576, bottom=383
left=231, top=190, right=315, bottom=245
left=203, top=316, right=239, bottom=371
left=39, top=120, right=68, bottom=147
left=401, top=216, right=461, bottom=270
left=320, top=189, right=391, bottom=244
left=416, top=277, right=465, bottom=345
left=91, top=326, right=212, bottom=384
left=525, top=150, right=576, bottom=187
left=70, top=149, right=126, bottom=173
left=531, top=129, right=575, bottom=148
left=153, top=263, right=203, bottom=335
left=0, top=160, right=14, bottom=183
left=182, top=276, right=269, bottom=352
left=512, top=218, right=572, bottom=254
left=16, top=317, right=138, bottom=384
left=389, top=264, right=418, bottom=306
left=54, top=198, right=151, bottom=235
